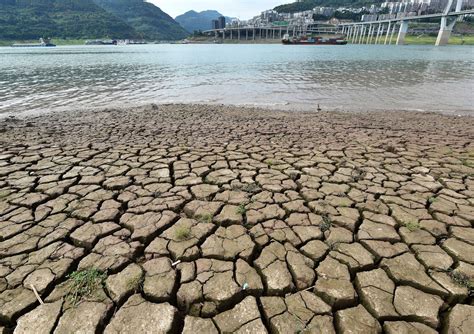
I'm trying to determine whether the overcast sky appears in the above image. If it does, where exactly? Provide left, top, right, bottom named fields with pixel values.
left=151, top=0, right=287, bottom=19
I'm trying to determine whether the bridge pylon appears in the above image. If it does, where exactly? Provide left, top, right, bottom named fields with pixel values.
left=436, top=0, right=463, bottom=45
left=435, top=16, right=457, bottom=46
left=396, top=21, right=409, bottom=45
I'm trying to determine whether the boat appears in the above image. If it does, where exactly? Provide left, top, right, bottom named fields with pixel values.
left=85, top=39, right=118, bottom=45
left=117, top=39, right=147, bottom=45
left=11, top=38, right=56, bottom=48
left=282, top=34, right=347, bottom=45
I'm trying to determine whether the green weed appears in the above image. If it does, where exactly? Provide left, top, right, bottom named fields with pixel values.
left=126, top=274, right=143, bottom=292
left=236, top=203, right=247, bottom=215
left=175, top=226, right=192, bottom=240
left=241, top=183, right=261, bottom=194
left=448, top=270, right=474, bottom=295
left=403, top=221, right=420, bottom=232
left=428, top=197, right=438, bottom=204
left=66, top=268, right=107, bottom=306
left=320, top=214, right=332, bottom=232
left=195, top=213, right=213, bottom=224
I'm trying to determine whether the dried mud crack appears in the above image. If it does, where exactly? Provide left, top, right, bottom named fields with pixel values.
left=0, top=104, right=473, bottom=333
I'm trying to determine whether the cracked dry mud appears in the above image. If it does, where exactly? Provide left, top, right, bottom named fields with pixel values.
left=0, top=104, right=473, bottom=333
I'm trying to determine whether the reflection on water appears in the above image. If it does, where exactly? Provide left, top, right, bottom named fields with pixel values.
left=0, top=44, right=473, bottom=115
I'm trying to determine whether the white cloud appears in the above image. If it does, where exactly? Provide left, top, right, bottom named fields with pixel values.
left=151, top=0, right=287, bottom=19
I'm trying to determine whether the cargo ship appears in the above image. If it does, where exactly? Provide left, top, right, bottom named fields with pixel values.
left=11, top=38, right=56, bottom=48
left=282, top=34, right=347, bottom=45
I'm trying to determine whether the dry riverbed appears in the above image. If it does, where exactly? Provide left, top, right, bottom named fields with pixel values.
left=0, top=104, right=473, bottom=333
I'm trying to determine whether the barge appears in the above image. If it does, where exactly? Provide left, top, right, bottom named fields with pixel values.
left=85, top=39, right=118, bottom=45
left=11, top=38, right=56, bottom=48
left=282, top=34, right=347, bottom=45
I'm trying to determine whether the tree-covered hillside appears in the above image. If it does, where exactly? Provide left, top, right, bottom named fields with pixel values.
left=93, top=0, right=188, bottom=40
left=0, top=0, right=138, bottom=40
left=274, top=0, right=383, bottom=13
left=0, top=0, right=188, bottom=41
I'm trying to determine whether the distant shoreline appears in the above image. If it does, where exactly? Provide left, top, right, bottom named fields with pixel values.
left=1, top=34, right=474, bottom=46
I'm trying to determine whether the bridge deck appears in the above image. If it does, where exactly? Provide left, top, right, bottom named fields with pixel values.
left=202, top=9, right=474, bottom=34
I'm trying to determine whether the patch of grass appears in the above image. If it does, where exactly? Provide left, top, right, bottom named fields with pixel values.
left=265, top=159, right=274, bottom=167
left=66, top=268, right=107, bottom=306
left=448, top=270, right=474, bottom=295
left=355, top=34, right=474, bottom=45
left=236, top=203, right=247, bottom=215
left=195, top=213, right=213, bottom=224
left=126, top=274, right=143, bottom=292
left=320, top=214, right=332, bottom=232
left=428, top=196, right=438, bottom=204
left=403, top=34, right=474, bottom=45
left=243, top=222, right=254, bottom=229
left=403, top=221, right=420, bottom=232
left=241, top=183, right=261, bottom=194
left=175, top=225, right=192, bottom=240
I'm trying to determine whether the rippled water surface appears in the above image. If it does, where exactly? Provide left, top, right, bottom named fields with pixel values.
left=0, top=44, right=473, bottom=115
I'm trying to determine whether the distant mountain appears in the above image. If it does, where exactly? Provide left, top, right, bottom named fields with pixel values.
left=175, top=10, right=234, bottom=32
left=93, top=0, right=188, bottom=40
left=0, top=0, right=188, bottom=41
left=274, top=0, right=383, bottom=13
left=0, top=0, right=138, bottom=40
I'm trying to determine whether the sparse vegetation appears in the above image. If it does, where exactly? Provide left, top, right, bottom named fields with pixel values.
left=243, top=222, right=254, bottom=229
left=236, top=203, right=247, bottom=215
left=404, top=34, right=474, bottom=45
left=175, top=225, right=192, bottom=240
left=428, top=196, right=438, bottom=204
left=126, top=274, right=143, bottom=292
left=403, top=221, right=420, bottom=232
left=265, top=159, right=274, bottom=167
left=320, top=214, right=332, bottom=232
left=195, top=213, right=213, bottom=224
left=66, top=268, right=107, bottom=306
left=448, top=270, right=474, bottom=295
left=241, top=183, right=261, bottom=194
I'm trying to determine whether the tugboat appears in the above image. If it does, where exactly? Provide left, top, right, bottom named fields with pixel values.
left=282, top=34, right=347, bottom=45
left=11, top=38, right=56, bottom=48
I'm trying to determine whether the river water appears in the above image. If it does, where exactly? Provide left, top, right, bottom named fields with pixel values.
left=0, top=44, right=473, bottom=115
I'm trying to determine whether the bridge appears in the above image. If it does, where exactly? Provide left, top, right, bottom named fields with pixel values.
left=339, top=0, right=473, bottom=46
left=203, top=0, right=473, bottom=46
left=202, top=26, right=338, bottom=42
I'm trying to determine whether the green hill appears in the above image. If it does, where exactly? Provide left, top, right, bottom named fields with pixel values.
left=0, top=0, right=138, bottom=40
left=0, top=0, right=188, bottom=41
left=274, top=0, right=383, bottom=13
left=93, top=0, right=188, bottom=40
